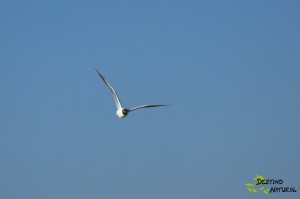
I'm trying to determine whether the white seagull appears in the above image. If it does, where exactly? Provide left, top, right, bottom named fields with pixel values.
left=94, top=67, right=169, bottom=118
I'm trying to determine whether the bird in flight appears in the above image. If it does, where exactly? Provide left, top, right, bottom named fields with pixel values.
left=94, top=66, right=170, bottom=118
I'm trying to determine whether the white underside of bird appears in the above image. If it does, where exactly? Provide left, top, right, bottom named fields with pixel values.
left=94, top=67, right=169, bottom=118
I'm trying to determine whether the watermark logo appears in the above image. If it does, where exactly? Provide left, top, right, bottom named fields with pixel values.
left=245, top=174, right=297, bottom=194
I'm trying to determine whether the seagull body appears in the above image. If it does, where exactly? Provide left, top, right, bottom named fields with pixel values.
left=94, top=67, right=169, bottom=118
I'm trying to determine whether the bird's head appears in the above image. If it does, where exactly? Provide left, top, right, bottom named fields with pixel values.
left=116, top=108, right=129, bottom=118
left=122, top=108, right=129, bottom=116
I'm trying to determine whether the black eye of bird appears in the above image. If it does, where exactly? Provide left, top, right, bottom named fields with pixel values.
left=122, top=109, right=128, bottom=115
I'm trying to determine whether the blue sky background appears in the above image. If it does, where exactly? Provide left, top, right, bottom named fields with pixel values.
left=1, top=0, right=299, bottom=198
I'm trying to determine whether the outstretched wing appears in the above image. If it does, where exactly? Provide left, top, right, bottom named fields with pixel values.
left=94, top=66, right=122, bottom=109
left=130, top=104, right=169, bottom=112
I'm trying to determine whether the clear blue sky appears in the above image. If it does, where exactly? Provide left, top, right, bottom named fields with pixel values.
left=1, top=1, right=299, bottom=198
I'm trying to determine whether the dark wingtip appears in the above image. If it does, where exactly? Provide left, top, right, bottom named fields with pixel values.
left=159, top=104, right=175, bottom=107
left=94, top=66, right=104, bottom=79
left=94, top=65, right=99, bottom=72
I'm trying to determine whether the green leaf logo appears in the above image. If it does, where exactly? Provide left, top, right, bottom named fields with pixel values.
left=245, top=183, right=254, bottom=187
left=253, top=174, right=265, bottom=182
left=245, top=175, right=270, bottom=194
